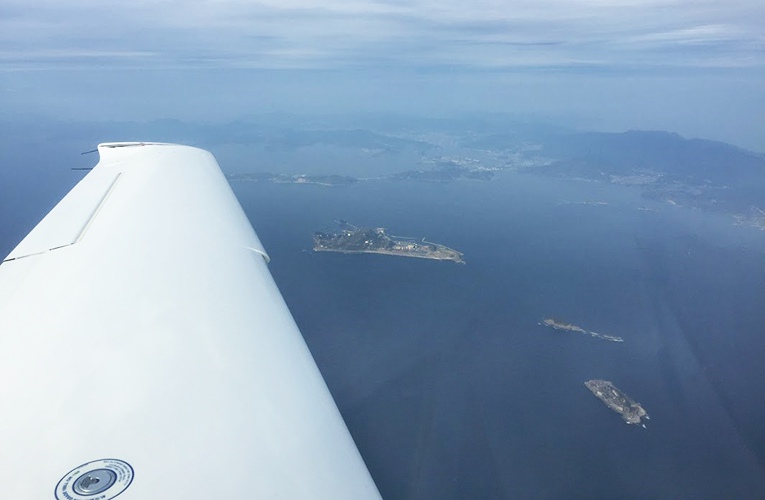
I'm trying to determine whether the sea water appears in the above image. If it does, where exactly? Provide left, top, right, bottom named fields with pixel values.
left=233, top=170, right=765, bottom=499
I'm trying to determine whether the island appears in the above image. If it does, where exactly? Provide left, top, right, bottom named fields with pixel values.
left=540, top=318, right=624, bottom=342
left=391, top=159, right=497, bottom=182
left=228, top=172, right=358, bottom=186
left=585, top=379, right=649, bottom=426
left=223, top=127, right=765, bottom=231
left=313, top=225, right=465, bottom=264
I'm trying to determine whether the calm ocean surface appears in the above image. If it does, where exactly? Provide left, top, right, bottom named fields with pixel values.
left=233, top=171, right=765, bottom=499
left=2, top=142, right=764, bottom=499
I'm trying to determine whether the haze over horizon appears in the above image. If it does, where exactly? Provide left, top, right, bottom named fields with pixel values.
left=1, top=0, right=763, bottom=151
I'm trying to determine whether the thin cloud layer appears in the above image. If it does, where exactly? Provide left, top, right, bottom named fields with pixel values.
left=1, top=0, right=763, bottom=72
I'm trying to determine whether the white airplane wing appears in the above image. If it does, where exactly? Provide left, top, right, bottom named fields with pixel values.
left=0, top=143, right=382, bottom=499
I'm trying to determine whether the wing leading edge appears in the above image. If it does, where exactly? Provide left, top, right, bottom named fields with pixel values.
left=0, top=143, right=381, bottom=499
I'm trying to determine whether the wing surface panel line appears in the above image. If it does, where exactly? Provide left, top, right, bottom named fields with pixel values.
left=1, top=173, right=122, bottom=263
left=74, top=171, right=122, bottom=244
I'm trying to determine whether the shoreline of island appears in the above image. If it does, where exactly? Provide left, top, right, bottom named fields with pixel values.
left=313, top=226, right=465, bottom=264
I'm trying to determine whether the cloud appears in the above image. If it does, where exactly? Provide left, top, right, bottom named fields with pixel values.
left=624, top=23, right=761, bottom=48
left=0, top=0, right=762, bottom=72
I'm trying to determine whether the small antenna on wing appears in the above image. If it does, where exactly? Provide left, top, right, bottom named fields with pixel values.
left=74, top=148, right=98, bottom=170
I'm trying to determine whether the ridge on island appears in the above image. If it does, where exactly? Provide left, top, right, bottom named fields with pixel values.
left=585, top=380, right=649, bottom=427
left=313, top=225, right=464, bottom=264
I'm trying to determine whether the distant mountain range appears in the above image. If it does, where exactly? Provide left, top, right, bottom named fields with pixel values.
left=459, top=125, right=765, bottom=226
left=3, top=115, right=763, bottom=228
left=518, top=130, right=764, bottom=223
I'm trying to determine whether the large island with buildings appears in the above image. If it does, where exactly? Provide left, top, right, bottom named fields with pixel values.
left=313, top=225, right=464, bottom=264
left=585, top=379, right=649, bottom=426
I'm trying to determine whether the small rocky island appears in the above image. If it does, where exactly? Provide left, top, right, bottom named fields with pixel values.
left=585, top=380, right=649, bottom=426
left=541, top=318, right=623, bottom=342
left=314, top=225, right=464, bottom=263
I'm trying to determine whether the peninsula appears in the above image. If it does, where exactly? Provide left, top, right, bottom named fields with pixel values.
left=540, top=318, right=623, bottom=342
left=313, top=226, right=464, bottom=264
left=585, top=380, right=649, bottom=426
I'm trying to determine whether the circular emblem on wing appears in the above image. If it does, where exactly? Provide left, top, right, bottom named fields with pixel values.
left=55, top=459, right=134, bottom=500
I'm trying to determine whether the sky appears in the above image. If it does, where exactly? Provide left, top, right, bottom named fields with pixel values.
left=1, top=0, right=763, bottom=150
